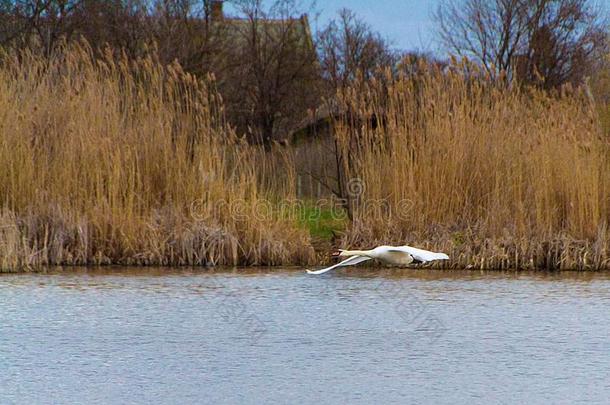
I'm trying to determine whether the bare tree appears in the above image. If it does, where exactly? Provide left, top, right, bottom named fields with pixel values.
left=148, top=0, right=229, bottom=74
left=77, top=0, right=150, bottom=56
left=317, top=8, right=398, bottom=94
left=434, top=0, right=608, bottom=88
left=0, top=0, right=322, bottom=146
left=312, top=9, right=399, bottom=217
left=0, top=0, right=150, bottom=56
left=220, top=0, right=321, bottom=145
left=0, top=0, right=86, bottom=54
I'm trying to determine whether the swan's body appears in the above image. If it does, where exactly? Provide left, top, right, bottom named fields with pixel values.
left=306, top=245, right=449, bottom=275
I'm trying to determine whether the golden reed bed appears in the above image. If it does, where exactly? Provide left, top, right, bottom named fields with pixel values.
left=0, top=44, right=608, bottom=270
left=0, top=43, right=313, bottom=269
left=334, top=62, right=610, bottom=270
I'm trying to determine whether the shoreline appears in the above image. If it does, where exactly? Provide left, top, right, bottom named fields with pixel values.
left=3, top=259, right=610, bottom=274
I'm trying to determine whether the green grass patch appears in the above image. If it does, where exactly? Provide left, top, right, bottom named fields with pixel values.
left=295, top=203, right=347, bottom=240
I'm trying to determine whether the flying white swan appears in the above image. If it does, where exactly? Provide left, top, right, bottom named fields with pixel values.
left=306, top=245, right=449, bottom=275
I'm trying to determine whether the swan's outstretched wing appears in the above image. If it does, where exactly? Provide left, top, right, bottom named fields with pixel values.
left=388, top=245, right=449, bottom=263
left=306, top=255, right=372, bottom=275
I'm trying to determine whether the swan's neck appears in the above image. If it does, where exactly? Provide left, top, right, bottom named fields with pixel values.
left=341, top=249, right=374, bottom=257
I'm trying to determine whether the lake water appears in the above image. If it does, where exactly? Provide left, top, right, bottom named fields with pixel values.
left=1, top=267, right=609, bottom=404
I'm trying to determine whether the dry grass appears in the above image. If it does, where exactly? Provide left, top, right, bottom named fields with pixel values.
left=0, top=43, right=314, bottom=271
left=333, top=62, right=610, bottom=270
left=590, top=54, right=610, bottom=137
left=2, top=45, right=609, bottom=271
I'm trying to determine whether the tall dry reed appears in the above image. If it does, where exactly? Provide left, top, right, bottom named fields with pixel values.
left=0, top=43, right=314, bottom=270
left=2, top=44, right=608, bottom=271
left=334, top=62, right=610, bottom=269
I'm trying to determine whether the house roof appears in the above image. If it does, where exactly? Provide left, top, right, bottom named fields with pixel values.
left=216, top=13, right=314, bottom=52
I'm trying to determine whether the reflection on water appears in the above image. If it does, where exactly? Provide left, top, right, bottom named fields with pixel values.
left=1, top=268, right=609, bottom=404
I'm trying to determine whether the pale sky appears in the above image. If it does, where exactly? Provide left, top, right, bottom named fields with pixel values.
left=311, top=0, right=442, bottom=52
left=224, top=0, right=609, bottom=54
left=223, top=0, right=442, bottom=53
